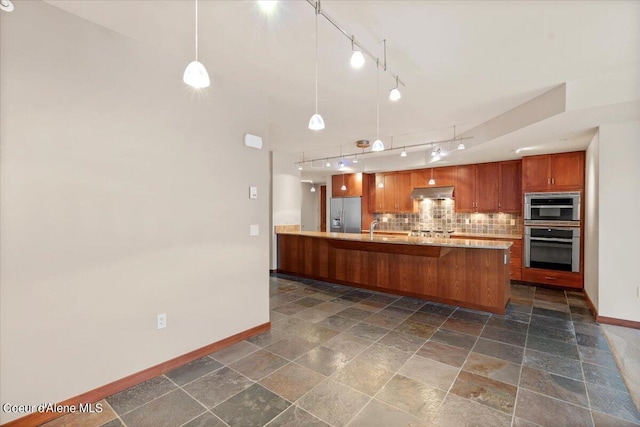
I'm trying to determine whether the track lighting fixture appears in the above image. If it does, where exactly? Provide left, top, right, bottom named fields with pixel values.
left=310, top=185, right=316, bottom=192
left=352, top=155, right=358, bottom=164
left=458, top=142, right=466, bottom=150
left=325, top=159, right=331, bottom=168
left=453, top=125, right=465, bottom=150
left=338, top=161, right=345, bottom=169
left=298, top=165, right=303, bottom=171
left=350, top=36, right=365, bottom=69
left=372, top=60, right=385, bottom=152
left=431, top=147, right=441, bottom=157
left=309, top=2, right=325, bottom=131
left=389, top=76, right=401, bottom=101
left=400, top=147, right=407, bottom=157
left=0, top=0, right=14, bottom=12
left=428, top=178, right=436, bottom=185
left=183, top=0, right=210, bottom=89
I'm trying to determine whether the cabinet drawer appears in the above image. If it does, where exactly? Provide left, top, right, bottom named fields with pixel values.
left=521, top=268, right=583, bottom=289
left=510, top=265, right=522, bottom=281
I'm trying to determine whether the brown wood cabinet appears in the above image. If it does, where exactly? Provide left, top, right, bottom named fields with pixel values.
left=452, top=235, right=522, bottom=280
left=331, top=173, right=363, bottom=197
left=499, top=160, right=522, bottom=213
left=522, top=151, right=585, bottom=192
left=455, top=161, right=521, bottom=213
left=455, top=164, right=476, bottom=213
left=412, top=166, right=455, bottom=188
left=521, top=268, right=583, bottom=289
left=370, top=172, right=415, bottom=213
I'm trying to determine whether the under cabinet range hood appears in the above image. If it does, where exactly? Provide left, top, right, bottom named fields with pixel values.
left=410, top=186, right=455, bottom=200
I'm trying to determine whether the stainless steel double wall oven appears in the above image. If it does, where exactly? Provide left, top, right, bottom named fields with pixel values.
left=524, top=192, right=581, bottom=273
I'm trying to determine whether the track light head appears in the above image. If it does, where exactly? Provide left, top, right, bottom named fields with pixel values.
left=258, top=1, right=277, bottom=13
left=389, top=87, right=401, bottom=101
left=457, top=142, right=466, bottom=150
left=325, top=160, right=331, bottom=168
left=400, top=149, right=407, bottom=157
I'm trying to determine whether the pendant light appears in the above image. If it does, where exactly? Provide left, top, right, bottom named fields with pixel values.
left=0, top=0, right=14, bottom=12
left=341, top=174, right=347, bottom=191
left=325, top=159, right=331, bottom=168
left=428, top=168, right=436, bottom=185
left=310, top=185, right=316, bottom=192
left=389, top=76, right=402, bottom=101
left=258, top=1, right=277, bottom=13
left=371, top=60, right=385, bottom=152
left=454, top=126, right=465, bottom=150
left=350, top=36, right=365, bottom=69
left=183, top=0, right=210, bottom=89
left=400, top=147, right=407, bottom=157
left=308, top=2, right=325, bottom=131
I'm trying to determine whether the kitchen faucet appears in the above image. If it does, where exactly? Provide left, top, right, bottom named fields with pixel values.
left=369, top=220, right=379, bottom=239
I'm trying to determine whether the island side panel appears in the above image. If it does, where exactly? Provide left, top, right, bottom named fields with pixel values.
left=277, top=234, right=510, bottom=314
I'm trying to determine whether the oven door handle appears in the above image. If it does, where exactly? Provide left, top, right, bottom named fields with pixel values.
left=530, top=205, right=574, bottom=209
left=529, top=237, right=573, bottom=243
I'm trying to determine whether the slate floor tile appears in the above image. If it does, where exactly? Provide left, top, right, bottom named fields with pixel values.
left=295, top=346, right=349, bottom=376
left=228, top=349, right=289, bottom=381
left=259, top=363, right=324, bottom=402
left=398, top=355, right=459, bottom=391
left=473, top=337, right=524, bottom=364
left=42, top=399, right=117, bottom=427
left=431, top=328, right=478, bottom=350
left=212, top=384, right=290, bottom=427
left=576, top=332, right=611, bottom=351
left=362, top=311, right=407, bottom=329
left=526, top=334, right=580, bottom=360
left=210, top=341, right=261, bottom=365
left=264, top=336, right=318, bottom=360
left=182, top=412, right=225, bottom=427
left=390, top=297, right=427, bottom=311
left=394, top=319, right=437, bottom=338
left=246, top=330, right=287, bottom=348
left=519, top=366, right=589, bottom=407
left=106, top=376, right=176, bottom=415
left=376, top=374, right=446, bottom=420
left=528, top=323, right=577, bottom=344
left=332, top=358, right=394, bottom=396
left=121, top=389, right=206, bottom=427
left=296, top=379, right=370, bottom=427
left=417, top=340, right=470, bottom=367
left=514, top=389, right=593, bottom=427
left=578, top=345, right=618, bottom=368
left=165, top=357, right=223, bottom=387
left=356, top=342, right=412, bottom=371
left=449, top=308, right=490, bottom=325
left=523, top=348, right=584, bottom=381
left=450, top=370, right=517, bottom=414
left=583, top=362, right=630, bottom=392
left=486, top=316, right=529, bottom=334
left=530, top=314, right=574, bottom=332
left=183, top=367, right=253, bottom=409
left=433, top=394, right=512, bottom=427
left=322, top=333, right=372, bottom=359
left=292, top=308, right=332, bottom=323
left=481, top=325, right=527, bottom=347
left=347, top=399, right=423, bottom=427
left=335, top=307, right=372, bottom=321
left=267, top=405, right=330, bottom=427
left=462, top=352, right=521, bottom=386
left=377, top=330, right=427, bottom=353
left=591, top=410, right=640, bottom=427
left=315, top=314, right=359, bottom=331
left=533, top=299, right=571, bottom=313
left=441, top=317, right=484, bottom=336
left=345, top=322, right=389, bottom=341
left=407, top=311, right=448, bottom=327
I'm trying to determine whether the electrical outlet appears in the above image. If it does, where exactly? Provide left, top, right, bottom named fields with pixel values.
left=157, top=313, right=167, bottom=330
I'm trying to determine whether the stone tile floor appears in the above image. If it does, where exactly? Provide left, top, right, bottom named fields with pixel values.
left=44, top=275, right=640, bottom=427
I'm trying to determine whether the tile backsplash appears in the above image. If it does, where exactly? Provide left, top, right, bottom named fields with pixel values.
left=373, top=199, right=522, bottom=236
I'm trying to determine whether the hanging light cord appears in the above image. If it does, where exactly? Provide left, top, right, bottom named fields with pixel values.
left=194, top=0, right=199, bottom=61
left=314, top=2, right=319, bottom=114
left=376, top=59, right=380, bottom=139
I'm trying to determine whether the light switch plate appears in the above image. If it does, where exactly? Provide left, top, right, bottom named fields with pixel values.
left=250, top=224, right=259, bottom=236
left=249, top=186, right=258, bottom=199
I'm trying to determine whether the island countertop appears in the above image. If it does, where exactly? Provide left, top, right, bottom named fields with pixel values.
left=276, top=230, right=512, bottom=250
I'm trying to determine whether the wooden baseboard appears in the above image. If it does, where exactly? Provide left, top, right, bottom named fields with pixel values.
left=2, top=322, right=270, bottom=427
left=582, top=291, right=640, bottom=329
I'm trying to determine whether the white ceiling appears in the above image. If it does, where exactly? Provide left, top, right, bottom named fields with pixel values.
left=42, top=0, right=640, bottom=182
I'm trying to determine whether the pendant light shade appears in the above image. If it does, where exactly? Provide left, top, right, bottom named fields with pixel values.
left=184, top=0, right=209, bottom=89
left=309, top=114, right=325, bottom=131
left=183, top=61, right=210, bottom=88
left=389, top=87, right=401, bottom=101
left=457, top=142, right=466, bottom=150
left=258, top=1, right=277, bottom=13
left=341, top=184, right=347, bottom=191
left=372, top=139, right=384, bottom=152
left=350, top=50, right=365, bottom=68
left=309, top=3, right=325, bottom=131
left=310, top=185, right=316, bottom=192
left=428, top=178, right=436, bottom=185
left=400, top=148, right=407, bottom=157
left=0, top=0, right=15, bottom=12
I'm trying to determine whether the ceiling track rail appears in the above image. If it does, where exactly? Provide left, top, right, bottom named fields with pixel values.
left=306, top=0, right=405, bottom=87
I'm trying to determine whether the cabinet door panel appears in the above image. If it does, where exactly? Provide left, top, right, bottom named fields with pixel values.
left=476, top=162, right=500, bottom=213
left=499, top=160, right=522, bottom=213
left=522, top=155, right=550, bottom=192
left=412, top=168, right=431, bottom=188
left=551, top=152, right=584, bottom=190
left=382, top=173, right=397, bottom=212
left=434, top=166, right=455, bottom=187
left=455, top=165, right=476, bottom=212
left=396, top=172, right=414, bottom=212
left=374, top=174, right=385, bottom=212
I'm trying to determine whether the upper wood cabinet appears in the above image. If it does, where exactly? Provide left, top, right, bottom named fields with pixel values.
left=499, top=160, right=522, bottom=213
left=412, top=166, right=455, bottom=188
left=331, top=173, right=363, bottom=197
left=522, top=151, right=584, bottom=192
left=455, top=164, right=476, bottom=213
left=369, top=172, right=415, bottom=213
left=455, top=161, right=521, bottom=213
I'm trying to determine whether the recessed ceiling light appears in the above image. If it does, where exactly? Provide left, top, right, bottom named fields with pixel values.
left=258, top=1, right=277, bottom=13
left=0, top=0, right=14, bottom=12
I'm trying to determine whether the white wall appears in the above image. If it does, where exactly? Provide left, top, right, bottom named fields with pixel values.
left=270, top=151, right=301, bottom=269
left=0, top=2, right=269, bottom=422
left=301, top=183, right=320, bottom=231
left=597, top=120, right=640, bottom=322
left=584, top=130, right=600, bottom=309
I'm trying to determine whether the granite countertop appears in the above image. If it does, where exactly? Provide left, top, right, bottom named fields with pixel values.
left=361, top=230, right=523, bottom=240
left=278, top=231, right=512, bottom=250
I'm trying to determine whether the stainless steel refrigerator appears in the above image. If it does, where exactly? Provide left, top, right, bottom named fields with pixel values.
left=330, top=197, right=362, bottom=233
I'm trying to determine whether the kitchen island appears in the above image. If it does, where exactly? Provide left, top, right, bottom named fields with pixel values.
left=277, top=231, right=512, bottom=314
